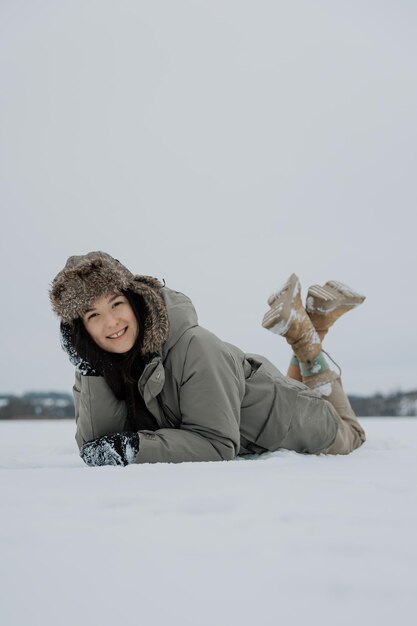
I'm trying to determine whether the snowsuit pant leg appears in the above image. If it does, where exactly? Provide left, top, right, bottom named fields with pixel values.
left=319, top=378, right=366, bottom=455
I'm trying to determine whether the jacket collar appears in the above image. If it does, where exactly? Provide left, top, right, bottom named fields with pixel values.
left=137, top=287, right=199, bottom=424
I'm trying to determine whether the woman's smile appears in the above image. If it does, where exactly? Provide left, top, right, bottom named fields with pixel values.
left=107, top=327, right=128, bottom=339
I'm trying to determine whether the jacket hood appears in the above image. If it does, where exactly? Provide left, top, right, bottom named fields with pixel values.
left=50, top=251, right=170, bottom=356
left=160, top=287, right=199, bottom=358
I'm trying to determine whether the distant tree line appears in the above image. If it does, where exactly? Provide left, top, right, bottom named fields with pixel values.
left=0, top=389, right=416, bottom=419
left=0, top=392, right=74, bottom=419
left=349, top=389, right=417, bottom=417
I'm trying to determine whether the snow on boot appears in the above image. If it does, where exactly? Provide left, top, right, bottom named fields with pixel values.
left=306, top=280, right=366, bottom=341
left=262, top=273, right=321, bottom=367
left=301, top=369, right=339, bottom=395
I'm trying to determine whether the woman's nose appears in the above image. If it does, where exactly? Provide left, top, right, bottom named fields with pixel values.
left=105, top=312, right=119, bottom=328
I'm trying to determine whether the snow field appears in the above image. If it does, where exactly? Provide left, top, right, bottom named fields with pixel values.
left=1, top=418, right=416, bottom=626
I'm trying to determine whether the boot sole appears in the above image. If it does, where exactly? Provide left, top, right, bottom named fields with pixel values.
left=306, top=281, right=365, bottom=314
left=262, top=273, right=301, bottom=334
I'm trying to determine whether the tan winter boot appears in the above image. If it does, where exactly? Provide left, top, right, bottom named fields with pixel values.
left=262, top=273, right=322, bottom=367
left=306, top=281, right=366, bottom=341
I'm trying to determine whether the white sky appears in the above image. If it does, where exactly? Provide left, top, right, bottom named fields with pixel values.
left=1, top=0, right=416, bottom=396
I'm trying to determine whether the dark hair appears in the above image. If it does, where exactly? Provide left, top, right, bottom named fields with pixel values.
left=68, top=290, right=148, bottom=402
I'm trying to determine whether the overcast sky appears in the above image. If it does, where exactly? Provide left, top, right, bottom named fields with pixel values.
left=1, top=0, right=416, bottom=396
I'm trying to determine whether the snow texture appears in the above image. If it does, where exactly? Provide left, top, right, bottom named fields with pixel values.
left=315, top=382, right=333, bottom=397
left=1, top=418, right=417, bottom=626
left=310, top=361, right=322, bottom=374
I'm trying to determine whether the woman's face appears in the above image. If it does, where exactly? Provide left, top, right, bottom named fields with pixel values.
left=82, top=292, right=139, bottom=354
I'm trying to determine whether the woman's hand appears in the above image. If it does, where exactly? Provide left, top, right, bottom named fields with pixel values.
left=79, top=432, right=140, bottom=467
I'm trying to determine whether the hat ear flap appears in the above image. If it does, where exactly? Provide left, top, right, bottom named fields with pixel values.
left=129, top=277, right=169, bottom=355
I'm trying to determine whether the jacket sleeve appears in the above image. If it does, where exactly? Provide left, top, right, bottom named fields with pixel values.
left=136, top=331, right=245, bottom=464
left=73, top=371, right=130, bottom=448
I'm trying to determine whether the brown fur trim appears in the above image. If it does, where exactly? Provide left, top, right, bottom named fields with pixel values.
left=49, top=251, right=169, bottom=355
left=129, top=276, right=170, bottom=355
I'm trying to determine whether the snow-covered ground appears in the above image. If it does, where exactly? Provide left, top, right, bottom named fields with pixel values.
left=1, top=418, right=416, bottom=626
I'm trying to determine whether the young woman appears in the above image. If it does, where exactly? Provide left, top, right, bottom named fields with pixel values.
left=49, top=251, right=366, bottom=466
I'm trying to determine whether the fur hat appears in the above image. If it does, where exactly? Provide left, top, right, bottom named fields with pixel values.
left=49, top=251, right=170, bottom=355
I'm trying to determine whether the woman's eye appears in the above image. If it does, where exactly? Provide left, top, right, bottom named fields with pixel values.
left=113, top=301, right=124, bottom=308
left=88, top=312, right=98, bottom=320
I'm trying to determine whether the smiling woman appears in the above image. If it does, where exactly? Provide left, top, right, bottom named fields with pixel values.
left=49, top=251, right=366, bottom=467
left=82, top=293, right=139, bottom=353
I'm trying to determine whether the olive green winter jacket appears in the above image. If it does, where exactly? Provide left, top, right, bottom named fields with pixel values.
left=73, top=287, right=339, bottom=463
